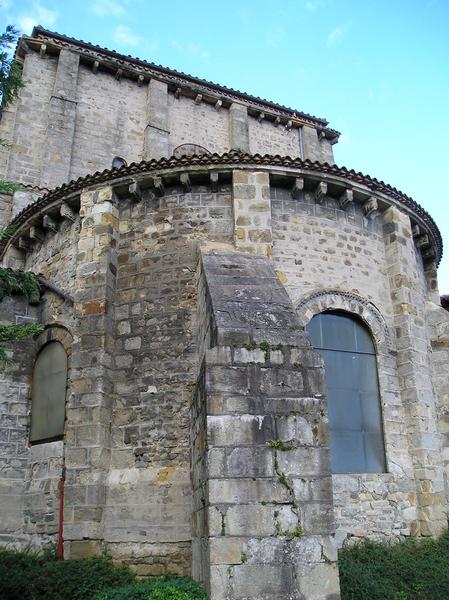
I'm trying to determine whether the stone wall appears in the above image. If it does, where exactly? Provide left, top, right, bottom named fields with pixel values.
left=168, top=93, right=230, bottom=155
left=103, top=185, right=234, bottom=574
left=0, top=297, right=39, bottom=545
left=0, top=51, right=56, bottom=187
left=248, top=115, right=300, bottom=157
left=69, top=65, right=147, bottom=181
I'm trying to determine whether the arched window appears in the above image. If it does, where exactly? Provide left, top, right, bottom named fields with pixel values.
left=30, top=342, right=68, bottom=443
left=306, top=311, right=386, bottom=474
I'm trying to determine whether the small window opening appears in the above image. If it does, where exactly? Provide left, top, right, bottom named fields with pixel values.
left=306, top=311, right=386, bottom=474
left=30, top=341, right=68, bottom=444
left=112, top=156, right=127, bottom=169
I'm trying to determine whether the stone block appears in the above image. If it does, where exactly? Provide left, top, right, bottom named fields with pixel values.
left=207, top=415, right=274, bottom=446
left=296, top=562, right=341, bottom=600
left=231, top=564, right=296, bottom=598
left=209, top=537, right=243, bottom=565
left=259, top=368, right=304, bottom=397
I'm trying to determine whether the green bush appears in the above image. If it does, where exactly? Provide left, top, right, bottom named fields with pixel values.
left=0, top=547, right=134, bottom=600
left=339, top=531, right=449, bottom=600
left=95, top=576, right=207, bottom=600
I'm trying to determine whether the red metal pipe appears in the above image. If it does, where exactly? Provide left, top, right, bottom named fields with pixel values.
left=57, top=466, right=66, bottom=561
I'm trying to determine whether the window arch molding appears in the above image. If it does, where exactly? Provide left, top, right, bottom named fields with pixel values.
left=30, top=324, right=73, bottom=444
left=295, top=289, right=395, bottom=355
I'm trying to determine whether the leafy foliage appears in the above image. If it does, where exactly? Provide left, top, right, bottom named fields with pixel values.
left=0, top=267, right=42, bottom=363
left=0, top=547, right=207, bottom=600
left=96, top=577, right=208, bottom=600
left=339, top=531, right=449, bottom=600
left=0, top=180, right=21, bottom=193
left=0, top=547, right=134, bottom=600
left=0, top=268, right=41, bottom=303
left=0, top=25, right=24, bottom=107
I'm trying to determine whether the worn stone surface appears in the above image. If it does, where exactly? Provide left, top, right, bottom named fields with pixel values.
left=192, top=249, right=339, bottom=599
left=0, top=26, right=448, bottom=600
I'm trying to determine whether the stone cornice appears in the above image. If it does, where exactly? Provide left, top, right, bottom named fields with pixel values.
left=0, top=152, right=442, bottom=265
left=20, top=27, right=339, bottom=141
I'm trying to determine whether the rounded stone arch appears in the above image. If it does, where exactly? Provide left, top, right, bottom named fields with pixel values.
left=35, top=323, right=73, bottom=360
left=173, top=143, right=211, bottom=158
left=295, top=289, right=394, bottom=355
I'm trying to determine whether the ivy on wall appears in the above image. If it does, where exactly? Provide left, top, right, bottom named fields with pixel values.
left=0, top=267, right=44, bottom=363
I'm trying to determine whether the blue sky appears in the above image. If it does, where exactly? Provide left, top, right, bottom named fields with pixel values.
left=2, top=0, right=449, bottom=291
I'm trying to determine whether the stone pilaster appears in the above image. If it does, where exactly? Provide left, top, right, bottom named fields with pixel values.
left=63, top=185, right=119, bottom=556
left=229, top=103, right=249, bottom=152
left=143, top=79, right=169, bottom=160
left=41, top=49, right=79, bottom=189
left=383, top=206, right=447, bottom=536
left=301, top=125, right=333, bottom=163
left=192, top=249, right=340, bottom=600
left=232, top=170, right=272, bottom=258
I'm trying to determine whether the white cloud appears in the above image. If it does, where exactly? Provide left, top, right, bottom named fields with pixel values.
left=89, top=0, right=125, bottom=17
left=327, top=24, right=349, bottom=46
left=113, top=25, right=141, bottom=47
left=266, top=25, right=286, bottom=48
left=17, top=2, right=58, bottom=34
left=305, top=0, right=325, bottom=11
left=169, top=39, right=209, bottom=60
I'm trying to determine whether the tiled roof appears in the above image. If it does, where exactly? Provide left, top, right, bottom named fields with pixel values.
left=27, top=26, right=339, bottom=138
left=1, top=152, right=442, bottom=263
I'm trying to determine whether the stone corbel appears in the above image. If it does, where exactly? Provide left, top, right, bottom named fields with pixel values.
left=138, top=74, right=145, bottom=86
left=210, top=171, right=219, bottom=192
left=39, top=43, right=47, bottom=57
left=416, top=234, right=430, bottom=248
left=195, top=94, right=202, bottom=105
left=60, top=202, right=76, bottom=222
left=29, top=226, right=44, bottom=243
left=422, top=247, right=436, bottom=260
left=18, top=236, right=30, bottom=251
left=129, top=181, right=143, bottom=202
left=43, top=214, right=58, bottom=233
left=214, top=99, right=222, bottom=110
left=175, top=87, right=182, bottom=99
left=180, top=173, right=191, bottom=192
left=115, top=68, right=123, bottom=80
left=286, top=120, right=293, bottom=130
left=258, top=112, right=265, bottom=123
left=291, top=177, right=304, bottom=199
left=338, top=188, right=353, bottom=209
left=314, top=181, right=327, bottom=204
left=152, top=176, right=165, bottom=197
left=274, top=116, right=281, bottom=127
left=92, top=60, right=99, bottom=74
left=363, top=196, right=378, bottom=219
left=412, top=224, right=421, bottom=238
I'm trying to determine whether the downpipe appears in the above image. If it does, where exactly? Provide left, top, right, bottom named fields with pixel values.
left=57, top=465, right=66, bottom=561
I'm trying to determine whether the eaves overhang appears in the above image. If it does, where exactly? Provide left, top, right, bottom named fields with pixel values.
left=0, top=152, right=442, bottom=266
left=16, top=26, right=340, bottom=143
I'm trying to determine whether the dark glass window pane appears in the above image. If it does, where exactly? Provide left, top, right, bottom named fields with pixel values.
left=306, top=312, right=386, bottom=473
left=30, top=342, right=67, bottom=443
left=330, top=431, right=365, bottom=473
